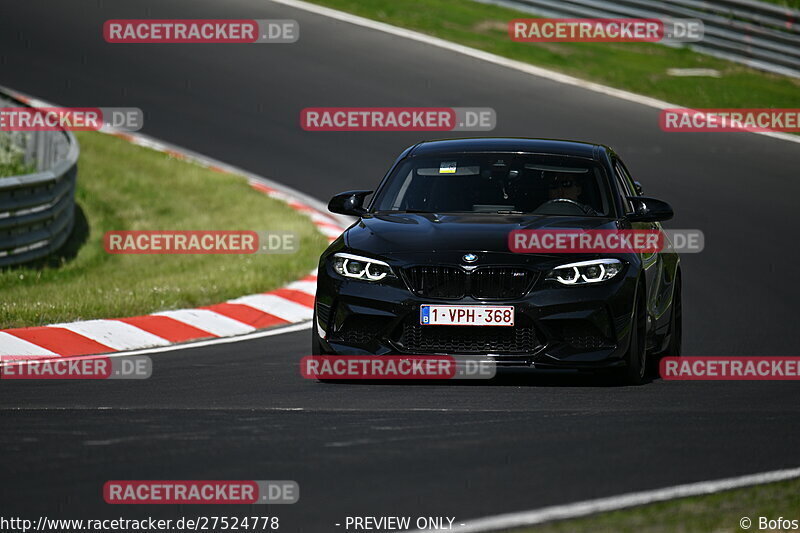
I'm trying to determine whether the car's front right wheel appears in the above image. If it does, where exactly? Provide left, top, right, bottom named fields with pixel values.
left=664, top=275, right=682, bottom=357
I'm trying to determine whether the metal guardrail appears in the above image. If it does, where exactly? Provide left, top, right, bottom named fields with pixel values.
left=0, top=92, right=79, bottom=266
left=478, top=0, right=800, bottom=78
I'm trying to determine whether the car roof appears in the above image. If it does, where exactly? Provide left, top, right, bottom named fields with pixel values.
left=407, top=138, right=606, bottom=160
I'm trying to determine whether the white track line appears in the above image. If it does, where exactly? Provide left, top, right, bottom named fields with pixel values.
left=443, top=466, right=800, bottom=532
left=269, top=0, right=800, bottom=146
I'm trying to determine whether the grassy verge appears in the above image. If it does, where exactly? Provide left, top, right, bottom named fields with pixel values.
left=0, top=131, right=329, bottom=328
left=306, top=0, right=799, bottom=108
left=0, top=134, right=34, bottom=177
left=760, top=0, right=800, bottom=8
left=0, top=158, right=34, bottom=177
left=510, top=476, right=800, bottom=532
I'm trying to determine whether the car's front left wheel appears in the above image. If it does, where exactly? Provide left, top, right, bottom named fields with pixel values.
left=617, top=284, right=648, bottom=385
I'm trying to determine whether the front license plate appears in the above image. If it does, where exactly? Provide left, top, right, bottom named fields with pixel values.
left=420, top=305, right=514, bottom=326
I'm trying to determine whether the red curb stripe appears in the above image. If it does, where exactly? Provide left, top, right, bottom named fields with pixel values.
left=117, top=315, right=216, bottom=343
left=250, top=183, right=277, bottom=194
left=270, top=288, right=315, bottom=308
left=110, top=132, right=135, bottom=142
left=202, top=303, right=289, bottom=329
left=0, top=89, right=340, bottom=357
left=289, top=203, right=317, bottom=213
left=163, top=149, right=187, bottom=160
left=6, top=327, right=115, bottom=357
left=288, top=200, right=315, bottom=211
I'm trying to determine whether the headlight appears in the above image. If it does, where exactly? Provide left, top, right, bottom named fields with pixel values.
left=332, top=252, right=394, bottom=282
left=546, top=258, right=623, bottom=285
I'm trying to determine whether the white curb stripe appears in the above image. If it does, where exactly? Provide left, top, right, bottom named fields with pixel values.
left=285, top=280, right=318, bottom=296
left=269, top=0, right=800, bottom=146
left=444, top=466, right=800, bottom=532
left=317, top=225, right=344, bottom=238
left=152, top=309, right=256, bottom=337
left=228, top=294, right=314, bottom=322
left=59, top=322, right=313, bottom=359
left=0, top=333, right=59, bottom=356
left=50, top=320, right=171, bottom=351
left=308, top=211, right=343, bottom=226
left=0, top=86, right=339, bottom=357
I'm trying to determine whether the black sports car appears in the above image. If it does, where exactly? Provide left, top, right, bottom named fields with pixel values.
left=313, top=138, right=681, bottom=384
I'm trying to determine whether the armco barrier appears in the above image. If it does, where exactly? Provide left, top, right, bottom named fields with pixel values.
left=0, top=91, right=78, bottom=266
left=482, top=0, right=800, bottom=78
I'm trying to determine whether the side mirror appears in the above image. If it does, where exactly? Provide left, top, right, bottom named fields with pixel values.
left=328, top=190, right=373, bottom=216
left=627, top=196, right=673, bottom=223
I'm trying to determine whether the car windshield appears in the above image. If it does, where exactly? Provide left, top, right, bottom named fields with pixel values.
left=372, top=153, right=612, bottom=216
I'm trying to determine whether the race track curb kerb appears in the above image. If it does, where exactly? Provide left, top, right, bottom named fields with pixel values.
left=0, top=87, right=347, bottom=359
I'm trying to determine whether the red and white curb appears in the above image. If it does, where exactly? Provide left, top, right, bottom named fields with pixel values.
left=0, top=86, right=349, bottom=360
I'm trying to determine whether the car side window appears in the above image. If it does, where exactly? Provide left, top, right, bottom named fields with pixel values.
left=616, top=159, right=640, bottom=196
left=611, top=158, right=635, bottom=214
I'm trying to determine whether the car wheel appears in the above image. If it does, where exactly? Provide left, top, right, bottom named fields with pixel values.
left=310, top=311, right=336, bottom=383
left=664, top=275, right=682, bottom=357
left=311, top=315, right=322, bottom=355
left=617, top=284, right=647, bottom=385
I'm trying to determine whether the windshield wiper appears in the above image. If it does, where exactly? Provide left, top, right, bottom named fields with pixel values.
left=495, top=210, right=525, bottom=214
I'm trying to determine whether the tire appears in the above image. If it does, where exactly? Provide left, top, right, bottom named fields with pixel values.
left=311, top=319, right=322, bottom=355
left=664, top=275, right=682, bottom=357
left=310, top=311, right=336, bottom=383
left=617, top=284, right=648, bottom=385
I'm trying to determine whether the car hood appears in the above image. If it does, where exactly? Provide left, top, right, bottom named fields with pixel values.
left=344, top=212, right=619, bottom=256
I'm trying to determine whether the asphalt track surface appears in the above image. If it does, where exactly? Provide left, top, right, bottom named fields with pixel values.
left=1, top=0, right=799, bottom=530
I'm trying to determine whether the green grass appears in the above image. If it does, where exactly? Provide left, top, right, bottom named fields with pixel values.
left=306, top=0, right=799, bottom=108
left=0, top=134, right=35, bottom=177
left=0, top=158, right=34, bottom=177
left=0, top=131, right=329, bottom=328
left=759, top=0, right=800, bottom=9
left=510, top=477, right=800, bottom=532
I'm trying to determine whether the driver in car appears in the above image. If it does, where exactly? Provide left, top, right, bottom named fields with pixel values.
left=547, top=173, right=598, bottom=215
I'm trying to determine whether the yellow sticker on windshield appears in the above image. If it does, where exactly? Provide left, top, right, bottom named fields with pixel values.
left=439, top=162, right=457, bottom=174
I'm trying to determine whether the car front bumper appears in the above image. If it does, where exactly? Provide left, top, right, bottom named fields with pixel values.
left=314, top=261, right=638, bottom=370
